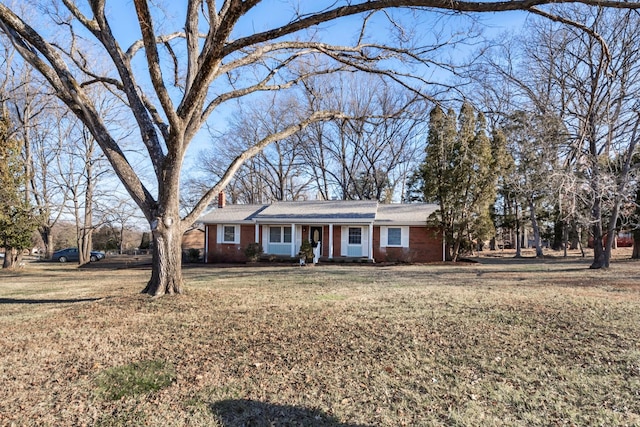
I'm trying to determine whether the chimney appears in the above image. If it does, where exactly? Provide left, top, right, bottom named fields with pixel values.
left=218, top=192, right=226, bottom=208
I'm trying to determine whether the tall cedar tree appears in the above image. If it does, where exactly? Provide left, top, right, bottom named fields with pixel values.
left=0, top=113, right=37, bottom=268
left=410, top=103, right=502, bottom=261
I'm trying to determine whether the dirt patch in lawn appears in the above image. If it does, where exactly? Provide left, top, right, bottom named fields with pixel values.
left=1, top=251, right=639, bottom=426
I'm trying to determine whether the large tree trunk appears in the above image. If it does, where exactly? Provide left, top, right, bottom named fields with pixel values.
left=39, top=225, right=54, bottom=260
left=589, top=151, right=606, bottom=268
left=2, top=247, right=23, bottom=269
left=514, top=204, right=522, bottom=258
left=142, top=218, right=184, bottom=296
left=590, top=221, right=606, bottom=269
left=632, top=230, right=640, bottom=259
left=528, top=197, right=543, bottom=258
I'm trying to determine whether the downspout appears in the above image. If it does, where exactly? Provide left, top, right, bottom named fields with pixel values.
left=204, top=225, right=209, bottom=264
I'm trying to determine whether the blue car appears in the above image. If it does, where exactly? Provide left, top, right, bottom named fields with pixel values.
left=52, top=248, right=105, bottom=263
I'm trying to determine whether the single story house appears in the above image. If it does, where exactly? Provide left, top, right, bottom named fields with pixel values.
left=197, top=196, right=443, bottom=264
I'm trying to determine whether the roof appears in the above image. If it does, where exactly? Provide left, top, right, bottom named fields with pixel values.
left=374, top=203, right=438, bottom=226
left=198, top=200, right=437, bottom=226
left=256, top=200, right=378, bottom=224
left=198, top=204, right=268, bottom=224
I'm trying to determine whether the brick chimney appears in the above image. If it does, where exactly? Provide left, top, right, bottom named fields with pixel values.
left=218, top=192, right=226, bottom=208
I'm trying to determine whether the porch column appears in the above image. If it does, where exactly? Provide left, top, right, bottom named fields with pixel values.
left=254, top=222, right=259, bottom=243
left=368, top=222, right=374, bottom=262
left=329, top=223, right=334, bottom=259
left=291, top=223, right=297, bottom=257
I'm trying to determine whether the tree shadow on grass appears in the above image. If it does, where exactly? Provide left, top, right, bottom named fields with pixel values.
left=0, top=297, right=102, bottom=305
left=210, top=399, right=372, bottom=427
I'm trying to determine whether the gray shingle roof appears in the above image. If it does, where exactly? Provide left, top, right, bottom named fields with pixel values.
left=197, top=200, right=438, bottom=225
left=197, top=204, right=267, bottom=223
left=255, top=200, right=378, bottom=223
left=374, top=203, right=438, bottom=225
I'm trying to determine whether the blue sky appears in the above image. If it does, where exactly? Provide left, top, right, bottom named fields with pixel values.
left=60, top=2, right=532, bottom=205
left=106, top=2, right=527, bottom=174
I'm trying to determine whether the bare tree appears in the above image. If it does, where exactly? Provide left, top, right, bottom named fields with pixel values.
left=532, top=8, right=640, bottom=268
left=1, top=1, right=639, bottom=294
left=472, top=7, right=640, bottom=266
left=298, top=73, right=427, bottom=201
left=95, top=195, right=145, bottom=254
left=195, top=95, right=312, bottom=204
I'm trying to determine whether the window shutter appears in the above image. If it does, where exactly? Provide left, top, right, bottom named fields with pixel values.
left=380, top=226, right=388, bottom=248
left=216, top=225, right=222, bottom=244
left=401, top=226, right=410, bottom=248
left=234, top=225, right=240, bottom=244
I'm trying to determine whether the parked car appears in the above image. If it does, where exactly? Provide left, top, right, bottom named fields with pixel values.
left=52, top=247, right=105, bottom=263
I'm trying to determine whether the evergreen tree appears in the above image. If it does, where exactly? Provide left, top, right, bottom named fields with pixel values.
left=0, top=112, right=37, bottom=269
left=408, top=103, right=502, bottom=261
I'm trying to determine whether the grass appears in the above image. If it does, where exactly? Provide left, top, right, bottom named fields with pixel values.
left=0, top=251, right=639, bottom=426
left=95, top=359, right=176, bottom=401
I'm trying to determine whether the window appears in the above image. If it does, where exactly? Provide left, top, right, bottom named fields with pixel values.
left=381, top=226, right=409, bottom=248
left=387, top=227, right=402, bottom=246
left=269, top=226, right=292, bottom=243
left=348, top=227, right=362, bottom=245
left=223, top=225, right=237, bottom=243
left=269, top=227, right=281, bottom=243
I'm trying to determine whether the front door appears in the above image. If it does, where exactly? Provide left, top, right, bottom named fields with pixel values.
left=310, top=226, right=322, bottom=248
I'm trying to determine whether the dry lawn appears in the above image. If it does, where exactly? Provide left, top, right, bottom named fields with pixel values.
left=1, top=250, right=639, bottom=426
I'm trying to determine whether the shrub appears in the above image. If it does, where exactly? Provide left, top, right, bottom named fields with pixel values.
left=298, top=240, right=313, bottom=261
left=244, top=242, right=263, bottom=262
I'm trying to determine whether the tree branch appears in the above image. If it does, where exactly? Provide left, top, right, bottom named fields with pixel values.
left=183, top=109, right=348, bottom=226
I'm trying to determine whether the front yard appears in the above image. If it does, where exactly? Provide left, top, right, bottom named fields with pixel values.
left=1, top=254, right=639, bottom=426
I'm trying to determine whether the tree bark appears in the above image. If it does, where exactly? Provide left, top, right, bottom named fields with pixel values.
left=39, top=224, right=53, bottom=259
left=528, top=197, right=543, bottom=258
left=2, top=247, right=23, bottom=269
left=514, top=203, right=522, bottom=258
left=590, top=220, right=605, bottom=269
left=142, top=217, right=184, bottom=296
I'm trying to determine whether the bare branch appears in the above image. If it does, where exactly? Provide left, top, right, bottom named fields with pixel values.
left=183, top=109, right=348, bottom=226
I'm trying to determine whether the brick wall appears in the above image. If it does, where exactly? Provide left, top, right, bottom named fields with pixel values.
left=206, top=224, right=257, bottom=263
left=374, top=226, right=442, bottom=263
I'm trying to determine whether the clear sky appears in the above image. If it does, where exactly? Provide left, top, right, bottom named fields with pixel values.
left=51, top=1, right=533, bottom=208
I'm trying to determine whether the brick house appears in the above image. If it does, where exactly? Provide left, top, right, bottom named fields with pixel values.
left=197, top=197, right=443, bottom=264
